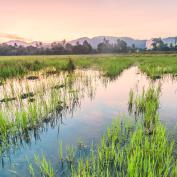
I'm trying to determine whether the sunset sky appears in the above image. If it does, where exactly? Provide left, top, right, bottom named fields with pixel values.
left=0, top=0, right=177, bottom=42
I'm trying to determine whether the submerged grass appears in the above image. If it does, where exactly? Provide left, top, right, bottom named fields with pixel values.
left=70, top=121, right=177, bottom=177
left=0, top=69, right=99, bottom=156
left=28, top=85, right=177, bottom=177
left=128, top=85, right=161, bottom=135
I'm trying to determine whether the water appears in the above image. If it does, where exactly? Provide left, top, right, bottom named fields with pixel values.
left=1, top=66, right=177, bottom=176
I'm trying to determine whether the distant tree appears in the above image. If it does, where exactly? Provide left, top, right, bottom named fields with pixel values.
left=170, top=43, right=173, bottom=49
left=132, top=43, right=136, bottom=50
left=73, top=42, right=83, bottom=54
left=130, top=43, right=136, bottom=53
left=97, top=38, right=113, bottom=53
left=51, top=42, right=66, bottom=54
left=175, top=37, right=177, bottom=47
left=118, top=40, right=127, bottom=52
left=151, top=38, right=168, bottom=51
left=112, top=39, right=128, bottom=53
left=82, top=40, right=92, bottom=54
left=97, top=42, right=106, bottom=53
left=97, top=38, right=128, bottom=53
left=61, top=39, right=66, bottom=46
left=39, top=42, right=43, bottom=47
left=65, top=43, right=73, bottom=54
left=72, top=40, right=93, bottom=54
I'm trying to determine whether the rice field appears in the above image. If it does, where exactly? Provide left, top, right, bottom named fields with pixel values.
left=0, top=54, right=177, bottom=177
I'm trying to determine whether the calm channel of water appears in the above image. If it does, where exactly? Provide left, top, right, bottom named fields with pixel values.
left=0, top=66, right=177, bottom=177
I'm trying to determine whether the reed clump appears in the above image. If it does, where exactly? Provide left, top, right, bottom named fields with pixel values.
left=67, top=59, right=75, bottom=72
left=129, top=85, right=160, bottom=115
left=28, top=155, right=54, bottom=177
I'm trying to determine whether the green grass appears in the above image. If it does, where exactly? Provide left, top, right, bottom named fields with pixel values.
left=137, top=54, right=177, bottom=79
left=1, top=54, right=177, bottom=80
left=0, top=56, right=68, bottom=79
left=0, top=55, right=133, bottom=80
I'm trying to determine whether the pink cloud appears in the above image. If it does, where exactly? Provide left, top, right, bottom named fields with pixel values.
left=0, top=33, right=29, bottom=41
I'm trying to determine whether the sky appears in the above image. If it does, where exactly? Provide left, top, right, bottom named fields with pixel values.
left=0, top=0, right=177, bottom=42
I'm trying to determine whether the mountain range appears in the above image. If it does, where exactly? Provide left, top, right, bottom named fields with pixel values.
left=1, top=36, right=177, bottom=49
left=69, top=36, right=147, bottom=49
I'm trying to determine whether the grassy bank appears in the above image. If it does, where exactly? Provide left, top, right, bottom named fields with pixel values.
left=138, top=55, right=177, bottom=79
left=1, top=54, right=177, bottom=80
left=0, top=55, right=133, bottom=80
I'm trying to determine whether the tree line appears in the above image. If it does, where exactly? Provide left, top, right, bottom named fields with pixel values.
left=0, top=38, right=138, bottom=56
left=149, top=38, right=177, bottom=51
left=0, top=37, right=176, bottom=55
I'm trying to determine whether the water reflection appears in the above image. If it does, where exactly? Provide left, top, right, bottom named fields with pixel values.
left=1, top=67, right=177, bottom=176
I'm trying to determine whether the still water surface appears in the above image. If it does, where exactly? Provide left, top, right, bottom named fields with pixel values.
left=1, top=66, right=177, bottom=176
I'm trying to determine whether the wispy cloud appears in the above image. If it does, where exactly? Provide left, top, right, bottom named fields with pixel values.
left=0, top=33, right=30, bottom=41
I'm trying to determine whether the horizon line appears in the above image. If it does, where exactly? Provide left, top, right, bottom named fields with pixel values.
left=1, top=34, right=177, bottom=44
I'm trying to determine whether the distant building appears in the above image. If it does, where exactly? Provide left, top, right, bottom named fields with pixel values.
left=146, top=39, right=154, bottom=50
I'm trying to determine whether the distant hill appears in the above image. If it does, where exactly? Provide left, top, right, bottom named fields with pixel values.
left=1, top=36, right=177, bottom=49
left=2, top=40, right=51, bottom=48
left=5, top=40, right=29, bottom=47
left=163, top=37, right=177, bottom=46
left=69, top=36, right=147, bottom=49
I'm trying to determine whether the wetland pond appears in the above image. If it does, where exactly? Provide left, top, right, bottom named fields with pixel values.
left=0, top=66, right=177, bottom=177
